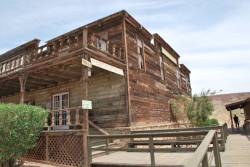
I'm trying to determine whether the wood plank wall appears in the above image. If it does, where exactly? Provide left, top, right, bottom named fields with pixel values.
left=0, top=68, right=127, bottom=128
left=89, top=68, right=127, bottom=128
left=126, top=23, right=180, bottom=125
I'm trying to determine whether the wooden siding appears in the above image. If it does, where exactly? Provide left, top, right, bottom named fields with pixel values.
left=89, top=68, right=127, bottom=128
left=244, top=103, right=250, bottom=120
left=0, top=11, right=192, bottom=128
left=0, top=68, right=127, bottom=128
left=126, top=23, right=174, bottom=125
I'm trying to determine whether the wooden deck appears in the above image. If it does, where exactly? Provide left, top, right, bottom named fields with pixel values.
left=213, top=132, right=250, bottom=167
left=92, top=152, right=192, bottom=167
left=23, top=130, right=250, bottom=167
left=92, top=132, right=250, bottom=167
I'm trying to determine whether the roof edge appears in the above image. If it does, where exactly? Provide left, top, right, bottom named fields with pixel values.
left=0, top=39, right=40, bottom=62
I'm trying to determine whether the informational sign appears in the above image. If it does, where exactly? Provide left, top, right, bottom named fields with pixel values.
left=82, top=59, right=92, bottom=68
left=82, top=100, right=92, bottom=110
left=90, top=58, right=124, bottom=76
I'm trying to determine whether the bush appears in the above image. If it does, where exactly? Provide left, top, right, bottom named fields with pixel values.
left=187, top=90, right=214, bottom=127
left=0, top=103, right=48, bottom=167
left=203, top=118, right=219, bottom=126
left=169, top=96, right=191, bottom=122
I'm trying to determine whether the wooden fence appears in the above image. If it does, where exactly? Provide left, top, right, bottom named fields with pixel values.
left=244, top=120, right=250, bottom=135
left=88, top=130, right=223, bottom=167
left=130, top=123, right=228, bottom=151
left=23, top=130, right=86, bottom=167
left=184, top=130, right=221, bottom=167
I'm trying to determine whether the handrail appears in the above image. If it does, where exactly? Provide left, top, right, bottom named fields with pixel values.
left=130, top=123, right=227, bottom=134
left=184, top=130, right=222, bottom=167
left=44, top=106, right=83, bottom=130
left=89, top=130, right=208, bottom=139
left=89, top=120, right=110, bottom=135
left=88, top=130, right=209, bottom=167
left=130, top=123, right=228, bottom=151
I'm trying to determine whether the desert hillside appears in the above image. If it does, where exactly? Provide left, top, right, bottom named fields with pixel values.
left=209, top=92, right=250, bottom=125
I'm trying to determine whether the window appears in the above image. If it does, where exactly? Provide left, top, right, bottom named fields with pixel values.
left=137, top=38, right=144, bottom=70
left=52, top=92, right=69, bottom=126
left=159, top=56, right=165, bottom=80
left=96, top=38, right=107, bottom=51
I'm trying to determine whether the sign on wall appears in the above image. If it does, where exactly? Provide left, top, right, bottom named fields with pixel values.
left=82, top=59, right=92, bottom=68
left=82, top=100, right=92, bottom=110
left=90, top=58, right=124, bottom=76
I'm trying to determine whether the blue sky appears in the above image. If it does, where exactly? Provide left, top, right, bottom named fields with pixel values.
left=0, top=0, right=250, bottom=94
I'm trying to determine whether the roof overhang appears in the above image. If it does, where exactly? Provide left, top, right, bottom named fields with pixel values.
left=225, top=98, right=250, bottom=111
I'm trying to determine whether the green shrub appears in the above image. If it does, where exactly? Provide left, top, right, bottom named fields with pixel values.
left=187, top=90, right=214, bottom=127
left=0, top=103, right=48, bottom=167
left=202, top=118, right=219, bottom=126
left=169, top=96, right=191, bottom=122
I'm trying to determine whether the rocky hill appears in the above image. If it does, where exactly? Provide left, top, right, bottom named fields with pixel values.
left=209, top=92, right=250, bottom=125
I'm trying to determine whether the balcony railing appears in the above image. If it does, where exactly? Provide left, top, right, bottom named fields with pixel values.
left=89, top=35, right=125, bottom=62
left=0, top=32, right=125, bottom=78
left=44, top=107, right=84, bottom=131
left=0, top=34, right=83, bottom=78
left=0, top=54, right=25, bottom=77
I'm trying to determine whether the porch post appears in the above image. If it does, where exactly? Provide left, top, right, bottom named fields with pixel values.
left=229, top=110, right=234, bottom=129
left=82, top=54, right=90, bottom=167
left=18, top=74, right=27, bottom=104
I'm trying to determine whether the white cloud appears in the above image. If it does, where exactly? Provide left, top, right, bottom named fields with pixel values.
left=0, top=0, right=250, bottom=94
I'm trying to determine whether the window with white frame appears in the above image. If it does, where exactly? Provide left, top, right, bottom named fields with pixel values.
left=52, top=92, right=69, bottom=126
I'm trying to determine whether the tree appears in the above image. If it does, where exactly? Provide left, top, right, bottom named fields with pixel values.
left=0, top=103, right=48, bottom=167
left=187, top=90, right=218, bottom=126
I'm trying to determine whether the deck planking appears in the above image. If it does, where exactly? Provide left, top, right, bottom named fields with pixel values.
left=214, top=133, right=250, bottom=167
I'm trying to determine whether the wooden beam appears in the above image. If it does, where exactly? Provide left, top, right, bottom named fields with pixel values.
left=122, top=17, right=132, bottom=126
left=230, top=110, right=234, bottom=129
left=81, top=54, right=90, bottom=167
left=28, top=75, right=58, bottom=85
left=83, top=28, right=88, bottom=48
left=18, top=74, right=28, bottom=104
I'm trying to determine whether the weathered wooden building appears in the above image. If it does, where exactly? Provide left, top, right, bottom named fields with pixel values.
left=0, top=10, right=191, bottom=128
left=0, top=10, right=192, bottom=166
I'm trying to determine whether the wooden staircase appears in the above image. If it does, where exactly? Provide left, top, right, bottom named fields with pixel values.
left=89, top=121, right=111, bottom=158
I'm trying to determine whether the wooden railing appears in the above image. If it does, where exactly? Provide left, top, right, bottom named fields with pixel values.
left=44, top=107, right=84, bottom=131
left=89, top=35, right=125, bottom=62
left=184, top=130, right=222, bottom=167
left=0, top=54, right=25, bottom=76
left=130, top=123, right=228, bottom=151
left=0, top=34, right=83, bottom=78
left=88, top=130, right=221, bottom=167
left=244, top=120, right=250, bottom=135
left=0, top=31, right=126, bottom=79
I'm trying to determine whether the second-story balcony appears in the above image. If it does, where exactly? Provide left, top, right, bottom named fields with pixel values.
left=0, top=28, right=126, bottom=80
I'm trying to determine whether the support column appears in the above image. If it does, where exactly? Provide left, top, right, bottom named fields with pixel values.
left=82, top=54, right=90, bottom=167
left=229, top=110, right=234, bottom=129
left=18, top=74, right=27, bottom=104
